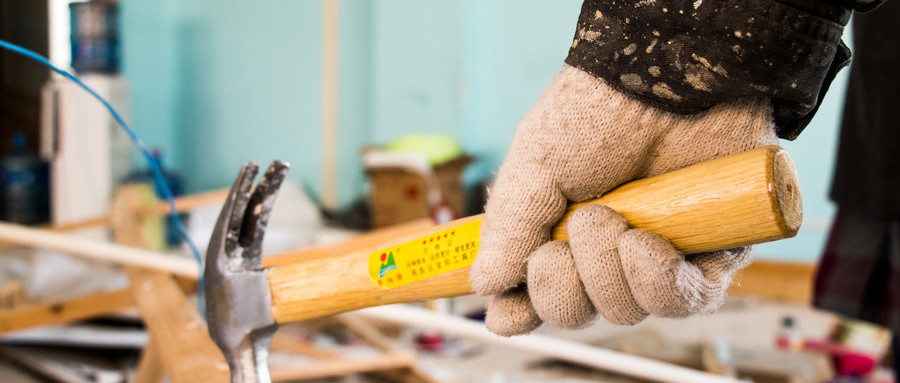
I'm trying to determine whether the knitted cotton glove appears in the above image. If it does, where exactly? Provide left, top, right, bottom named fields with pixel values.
left=469, top=65, right=778, bottom=336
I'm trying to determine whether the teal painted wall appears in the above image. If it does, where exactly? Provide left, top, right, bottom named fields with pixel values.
left=122, top=0, right=325, bottom=199
left=371, top=1, right=466, bottom=142
left=461, top=1, right=584, bottom=183
left=121, top=0, right=849, bottom=262
left=120, top=0, right=181, bottom=167
left=336, top=0, right=374, bottom=205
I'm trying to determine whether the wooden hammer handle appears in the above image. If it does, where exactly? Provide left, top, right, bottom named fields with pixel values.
left=267, top=145, right=802, bottom=323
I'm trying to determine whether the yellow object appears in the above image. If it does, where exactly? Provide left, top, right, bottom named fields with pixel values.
left=386, top=134, right=462, bottom=166
left=111, top=184, right=166, bottom=252
left=369, top=220, right=480, bottom=289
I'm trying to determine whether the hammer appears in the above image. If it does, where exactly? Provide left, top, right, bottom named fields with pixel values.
left=205, top=145, right=802, bottom=383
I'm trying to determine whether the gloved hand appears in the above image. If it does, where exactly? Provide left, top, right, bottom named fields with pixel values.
left=469, top=65, right=778, bottom=336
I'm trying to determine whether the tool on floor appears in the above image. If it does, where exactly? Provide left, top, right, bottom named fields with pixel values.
left=205, top=145, right=803, bottom=383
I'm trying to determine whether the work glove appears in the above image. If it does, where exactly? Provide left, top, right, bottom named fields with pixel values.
left=469, top=65, right=778, bottom=336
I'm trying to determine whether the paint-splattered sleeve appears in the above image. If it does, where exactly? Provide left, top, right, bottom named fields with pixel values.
left=565, top=0, right=855, bottom=140
left=840, top=0, right=885, bottom=12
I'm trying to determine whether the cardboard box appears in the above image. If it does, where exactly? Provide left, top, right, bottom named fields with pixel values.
left=367, top=156, right=471, bottom=228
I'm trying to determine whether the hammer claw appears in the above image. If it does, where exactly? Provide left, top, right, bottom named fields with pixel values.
left=205, top=161, right=290, bottom=383
left=238, top=162, right=290, bottom=263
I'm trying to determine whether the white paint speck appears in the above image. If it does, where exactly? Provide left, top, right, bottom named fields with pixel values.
left=646, top=39, right=658, bottom=53
left=652, top=82, right=682, bottom=101
left=582, top=30, right=603, bottom=42
left=693, top=0, right=703, bottom=9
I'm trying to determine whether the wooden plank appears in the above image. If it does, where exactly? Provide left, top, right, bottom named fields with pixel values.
left=269, top=352, right=415, bottom=382
left=0, top=216, right=111, bottom=249
left=0, top=222, right=198, bottom=278
left=47, top=215, right=112, bottom=233
left=729, top=260, right=816, bottom=304
left=0, top=288, right=134, bottom=333
left=112, top=185, right=228, bottom=383
left=136, top=189, right=227, bottom=219
left=0, top=186, right=226, bottom=246
left=133, top=337, right=163, bottom=383
left=0, top=188, right=227, bottom=247
left=128, top=269, right=229, bottom=383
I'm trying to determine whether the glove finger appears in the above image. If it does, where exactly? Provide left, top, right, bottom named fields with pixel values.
left=685, top=247, right=752, bottom=312
left=484, top=285, right=543, bottom=337
left=471, top=172, right=567, bottom=295
left=619, top=230, right=731, bottom=318
left=527, top=241, right=595, bottom=329
left=688, top=247, right=752, bottom=277
left=568, top=205, right=648, bottom=325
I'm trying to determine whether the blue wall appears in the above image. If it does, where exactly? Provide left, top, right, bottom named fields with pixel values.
left=122, top=0, right=325, bottom=199
left=121, top=0, right=848, bottom=262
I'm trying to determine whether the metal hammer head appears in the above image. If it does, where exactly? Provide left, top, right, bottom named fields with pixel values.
left=205, top=161, right=289, bottom=383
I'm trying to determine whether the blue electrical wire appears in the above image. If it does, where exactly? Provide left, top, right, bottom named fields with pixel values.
left=0, top=39, right=207, bottom=317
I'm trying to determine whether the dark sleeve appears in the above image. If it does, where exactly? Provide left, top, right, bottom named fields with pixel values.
left=565, top=0, right=852, bottom=140
left=830, top=0, right=900, bottom=214
left=832, top=0, right=884, bottom=12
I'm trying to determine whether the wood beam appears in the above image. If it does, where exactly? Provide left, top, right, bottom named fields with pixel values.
left=0, top=288, right=133, bottom=333
left=128, top=269, right=229, bottom=383
left=133, top=337, right=163, bottom=383
left=729, top=260, right=816, bottom=304
left=269, top=352, right=415, bottom=382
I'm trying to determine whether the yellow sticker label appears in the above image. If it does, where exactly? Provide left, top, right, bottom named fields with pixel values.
left=369, top=220, right=481, bottom=289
